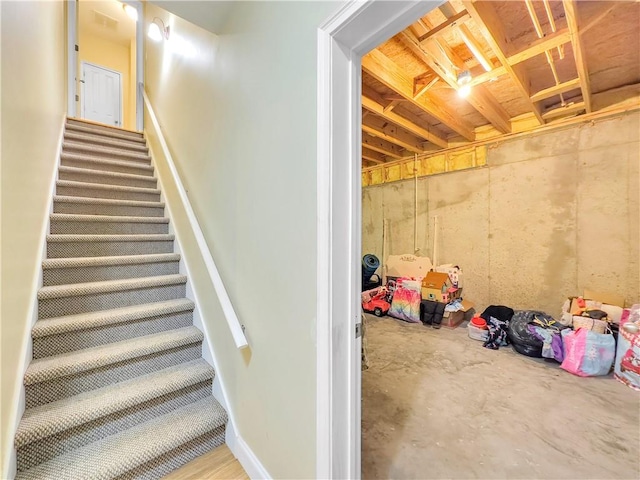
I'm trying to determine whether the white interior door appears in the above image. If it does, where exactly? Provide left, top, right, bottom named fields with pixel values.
left=81, top=62, right=122, bottom=127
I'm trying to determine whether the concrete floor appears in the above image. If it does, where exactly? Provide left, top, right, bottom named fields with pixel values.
left=362, top=315, right=640, bottom=479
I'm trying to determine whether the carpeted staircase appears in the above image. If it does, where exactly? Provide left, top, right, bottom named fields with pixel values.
left=14, top=118, right=228, bottom=480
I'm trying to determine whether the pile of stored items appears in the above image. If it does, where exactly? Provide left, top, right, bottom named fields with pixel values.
left=466, top=292, right=640, bottom=390
left=361, top=254, right=473, bottom=329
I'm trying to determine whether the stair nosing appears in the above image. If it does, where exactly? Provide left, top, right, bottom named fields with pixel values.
left=58, top=166, right=158, bottom=183
left=46, top=234, right=174, bottom=243
left=24, top=326, right=203, bottom=386
left=50, top=213, right=169, bottom=224
left=16, top=397, right=226, bottom=480
left=53, top=196, right=163, bottom=208
left=64, top=132, right=149, bottom=151
left=38, top=273, right=185, bottom=300
left=56, top=180, right=161, bottom=195
left=32, top=299, right=195, bottom=338
left=61, top=153, right=153, bottom=171
left=66, top=120, right=143, bottom=137
left=42, top=253, right=181, bottom=270
left=16, top=359, right=213, bottom=447
left=64, top=124, right=147, bottom=144
left=63, top=142, right=150, bottom=158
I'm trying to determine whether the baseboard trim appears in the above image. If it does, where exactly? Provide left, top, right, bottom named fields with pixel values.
left=225, top=424, right=271, bottom=480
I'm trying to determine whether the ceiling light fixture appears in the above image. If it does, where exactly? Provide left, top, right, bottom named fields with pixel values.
left=123, top=3, right=138, bottom=21
left=457, top=70, right=472, bottom=98
left=148, top=17, right=170, bottom=41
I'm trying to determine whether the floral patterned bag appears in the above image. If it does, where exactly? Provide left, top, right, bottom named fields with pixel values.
left=561, top=328, right=615, bottom=377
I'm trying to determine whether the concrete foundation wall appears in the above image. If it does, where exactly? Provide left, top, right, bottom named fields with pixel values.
left=362, top=111, right=640, bottom=315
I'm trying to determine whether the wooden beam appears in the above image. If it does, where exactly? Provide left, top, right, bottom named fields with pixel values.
left=506, top=28, right=572, bottom=66
left=362, top=116, right=427, bottom=154
left=469, top=65, right=505, bottom=87
left=530, top=78, right=581, bottom=103
left=542, top=101, right=586, bottom=120
left=463, top=0, right=544, bottom=125
left=563, top=0, right=592, bottom=113
left=458, top=24, right=493, bottom=71
left=361, top=95, right=449, bottom=149
left=362, top=131, right=404, bottom=158
left=383, top=99, right=402, bottom=113
left=413, top=78, right=439, bottom=100
left=362, top=49, right=476, bottom=140
left=399, top=30, right=511, bottom=133
left=417, top=10, right=470, bottom=42
left=362, top=147, right=386, bottom=164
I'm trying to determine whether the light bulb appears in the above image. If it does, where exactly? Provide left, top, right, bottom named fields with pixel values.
left=148, top=22, right=162, bottom=41
left=123, top=4, right=138, bottom=21
left=458, top=84, right=471, bottom=98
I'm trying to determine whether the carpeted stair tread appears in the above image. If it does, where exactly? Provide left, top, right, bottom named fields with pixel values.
left=62, top=146, right=151, bottom=166
left=58, top=166, right=158, bottom=186
left=43, top=253, right=180, bottom=270
left=15, top=396, right=226, bottom=480
left=61, top=152, right=154, bottom=175
left=53, top=196, right=163, bottom=208
left=24, top=326, right=203, bottom=386
left=66, top=119, right=144, bottom=138
left=50, top=213, right=169, bottom=225
left=56, top=180, right=161, bottom=196
left=32, top=298, right=195, bottom=339
left=38, top=274, right=186, bottom=300
left=64, top=132, right=149, bottom=153
left=15, top=359, right=213, bottom=448
left=64, top=139, right=149, bottom=157
left=64, top=124, right=147, bottom=144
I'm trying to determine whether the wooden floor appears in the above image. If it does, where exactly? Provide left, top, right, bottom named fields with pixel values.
left=163, top=445, right=249, bottom=480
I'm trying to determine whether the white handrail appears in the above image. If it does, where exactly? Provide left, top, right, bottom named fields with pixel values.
left=143, top=90, right=249, bottom=350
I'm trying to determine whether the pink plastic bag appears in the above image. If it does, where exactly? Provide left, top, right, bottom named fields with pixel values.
left=388, top=277, right=421, bottom=323
left=561, top=328, right=615, bottom=377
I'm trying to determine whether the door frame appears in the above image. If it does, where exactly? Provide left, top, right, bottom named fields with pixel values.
left=316, top=1, right=442, bottom=478
left=67, top=0, right=144, bottom=131
left=80, top=61, right=124, bottom=127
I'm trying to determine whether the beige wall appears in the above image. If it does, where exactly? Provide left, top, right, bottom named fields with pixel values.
left=0, top=1, right=66, bottom=476
left=144, top=2, right=340, bottom=477
left=78, top=30, right=135, bottom=130
left=363, top=111, right=640, bottom=315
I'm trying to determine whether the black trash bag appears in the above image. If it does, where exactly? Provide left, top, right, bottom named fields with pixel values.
left=508, top=310, right=556, bottom=358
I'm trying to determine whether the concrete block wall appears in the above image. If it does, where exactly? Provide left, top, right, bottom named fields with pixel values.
left=362, top=111, right=640, bottom=315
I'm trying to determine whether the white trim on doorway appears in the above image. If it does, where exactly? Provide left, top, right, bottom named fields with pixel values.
left=316, top=1, right=444, bottom=478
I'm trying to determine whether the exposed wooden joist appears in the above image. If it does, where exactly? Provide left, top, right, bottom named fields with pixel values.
left=458, top=24, right=493, bottom=72
left=362, top=131, right=405, bottom=158
left=361, top=94, right=449, bottom=149
left=530, top=78, right=581, bottom=103
left=463, top=0, right=544, bottom=125
left=563, top=0, right=592, bottom=113
left=417, top=9, right=470, bottom=42
left=399, top=30, right=512, bottom=133
left=362, top=147, right=386, bottom=164
left=413, top=78, right=439, bottom=100
left=506, top=28, right=571, bottom=66
left=362, top=49, right=476, bottom=140
left=383, top=99, right=402, bottom=113
left=362, top=116, right=427, bottom=154
left=542, top=101, right=586, bottom=120
left=469, top=66, right=506, bottom=87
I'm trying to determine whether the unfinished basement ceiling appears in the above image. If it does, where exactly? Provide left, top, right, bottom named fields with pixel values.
left=361, top=0, right=640, bottom=167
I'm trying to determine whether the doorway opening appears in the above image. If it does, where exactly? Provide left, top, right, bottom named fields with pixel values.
left=68, top=0, right=143, bottom=131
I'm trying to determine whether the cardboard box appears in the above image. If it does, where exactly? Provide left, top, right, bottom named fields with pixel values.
left=441, top=299, right=475, bottom=329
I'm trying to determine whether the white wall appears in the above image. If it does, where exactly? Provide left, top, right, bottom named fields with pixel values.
left=144, top=2, right=342, bottom=477
left=0, top=1, right=66, bottom=476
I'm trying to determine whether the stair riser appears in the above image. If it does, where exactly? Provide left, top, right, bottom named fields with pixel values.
left=33, top=311, right=193, bottom=358
left=64, top=134, right=149, bottom=153
left=59, top=169, right=157, bottom=189
left=66, top=120, right=143, bottom=139
left=65, top=125, right=146, bottom=144
left=62, top=147, right=151, bottom=165
left=43, top=261, right=180, bottom=286
left=17, top=380, right=211, bottom=472
left=115, top=426, right=226, bottom=480
left=56, top=184, right=161, bottom=203
left=47, top=240, right=174, bottom=258
left=61, top=157, right=153, bottom=177
left=50, top=220, right=169, bottom=235
left=25, top=343, right=202, bottom=408
left=38, top=283, right=186, bottom=319
left=53, top=202, right=164, bottom=217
